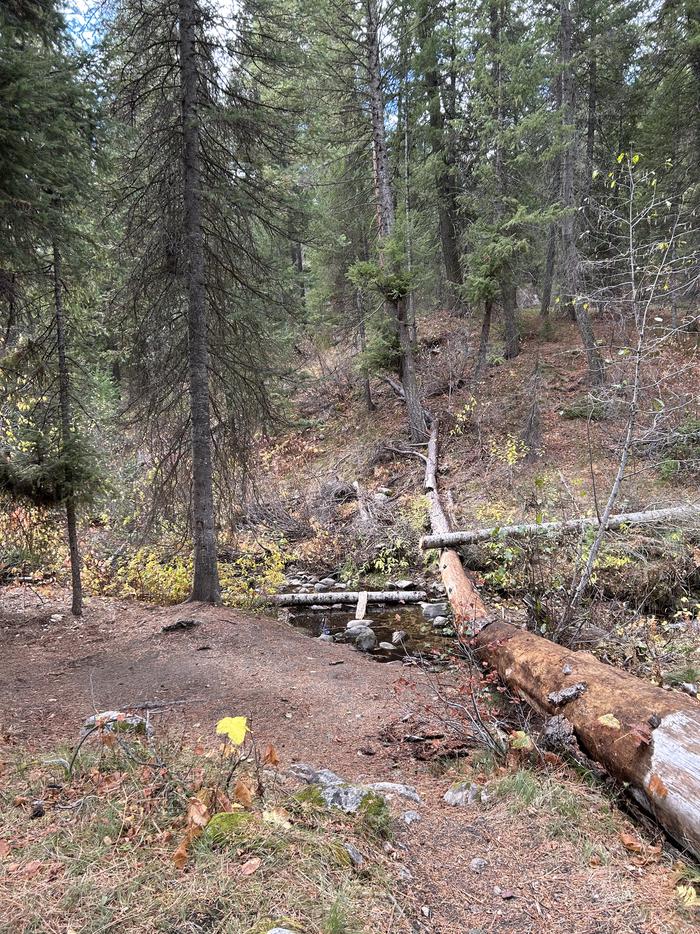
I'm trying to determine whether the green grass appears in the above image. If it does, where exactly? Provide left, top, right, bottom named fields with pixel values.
left=0, top=733, right=397, bottom=934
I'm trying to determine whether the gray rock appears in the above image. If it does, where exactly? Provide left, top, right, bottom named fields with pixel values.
left=377, top=486, right=392, bottom=495
left=332, top=582, right=346, bottom=591
left=401, top=810, right=421, bottom=825
left=391, top=630, right=408, bottom=645
left=432, top=616, right=448, bottom=628
left=367, top=781, right=421, bottom=803
left=378, top=642, right=395, bottom=651
left=318, top=634, right=334, bottom=642
left=373, top=492, right=389, bottom=503
left=313, top=582, right=328, bottom=592
left=310, top=604, right=326, bottom=611
left=347, top=618, right=373, bottom=629
left=321, top=783, right=371, bottom=812
left=331, top=603, right=342, bottom=610
left=443, top=781, right=480, bottom=806
left=320, top=577, right=337, bottom=587
left=398, top=865, right=413, bottom=881
left=422, top=602, right=450, bottom=620
left=267, top=929, right=298, bottom=934
left=470, top=857, right=487, bottom=873
left=287, top=763, right=343, bottom=786
left=81, top=711, right=152, bottom=737
left=395, top=579, right=416, bottom=590
left=353, top=628, right=377, bottom=652
left=681, top=682, right=698, bottom=698
left=286, top=578, right=302, bottom=587
left=343, top=841, right=365, bottom=868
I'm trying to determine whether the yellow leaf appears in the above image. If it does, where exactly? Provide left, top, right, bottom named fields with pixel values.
left=216, top=716, right=249, bottom=745
left=598, top=714, right=621, bottom=729
left=676, top=884, right=699, bottom=908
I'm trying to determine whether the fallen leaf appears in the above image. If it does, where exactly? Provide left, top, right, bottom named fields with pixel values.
left=619, top=831, right=644, bottom=854
left=240, top=856, right=261, bottom=876
left=598, top=713, right=621, bottom=729
left=0, top=840, right=10, bottom=859
left=187, top=797, right=210, bottom=829
left=24, top=860, right=43, bottom=878
left=172, top=837, right=190, bottom=870
left=263, top=744, right=280, bottom=767
left=234, top=780, right=253, bottom=809
left=262, top=808, right=292, bottom=829
left=215, top=716, right=249, bottom=746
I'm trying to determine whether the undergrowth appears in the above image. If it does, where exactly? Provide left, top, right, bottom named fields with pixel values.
left=0, top=718, right=396, bottom=933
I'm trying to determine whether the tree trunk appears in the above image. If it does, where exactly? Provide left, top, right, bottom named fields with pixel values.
left=472, top=299, right=493, bottom=384
left=356, top=291, right=374, bottom=412
left=179, top=0, right=220, bottom=603
left=417, top=0, right=462, bottom=290
left=424, top=422, right=700, bottom=858
left=420, top=502, right=700, bottom=550
left=539, top=224, right=556, bottom=322
left=53, top=241, right=82, bottom=617
left=365, top=0, right=426, bottom=441
left=270, top=590, right=427, bottom=606
left=502, top=280, right=519, bottom=358
left=559, top=0, right=605, bottom=385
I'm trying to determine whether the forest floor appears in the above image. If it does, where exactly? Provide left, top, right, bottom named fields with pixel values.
left=1, top=586, right=698, bottom=933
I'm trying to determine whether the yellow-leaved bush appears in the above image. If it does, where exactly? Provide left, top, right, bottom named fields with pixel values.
left=83, top=538, right=288, bottom=607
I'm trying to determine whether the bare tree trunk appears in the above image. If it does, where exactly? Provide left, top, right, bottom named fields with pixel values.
left=539, top=224, right=556, bottom=321
left=365, top=0, right=426, bottom=441
left=356, top=289, right=374, bottom=412
left=502, top=280, right=519, bottom=359
left=179, top=0, right=220, bottom=603
left=53, top=241, right=82, bottom=617
left=417, top=0, right=462, bottom=291
left=473, top=299, right=493, bottom=385
left=560, top=0, right=605, bottom=385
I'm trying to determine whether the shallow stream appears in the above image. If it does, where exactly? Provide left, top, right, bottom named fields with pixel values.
left=278, top=603, right=457, bottom=664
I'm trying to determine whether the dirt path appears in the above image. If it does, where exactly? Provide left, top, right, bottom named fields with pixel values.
left=1, top=587, right=695, bottom=933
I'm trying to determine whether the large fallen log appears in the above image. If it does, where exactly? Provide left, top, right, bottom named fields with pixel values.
left=425, top=421, right=700, bottom=858
left=420, top=502, right=700, bottom=550
left=268, top=590, right=426, bottom=607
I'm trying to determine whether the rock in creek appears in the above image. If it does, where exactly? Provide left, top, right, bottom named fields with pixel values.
left=422, top=602, right=450, bottom=620
left=353, top=628, right=377, bottom=652
left=431, top=616, right=448, bottom=628
left=378, top=642, right=395, bottom=651
left=394, top=579, right=416, bottom=590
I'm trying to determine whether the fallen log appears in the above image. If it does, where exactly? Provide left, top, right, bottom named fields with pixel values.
left=268, top=590, right=426, bottom=607
left=420, top=502, right=700, bottom=550
left=473, top=622, right=700, bottom=858
left=424, top=421, right=700, bottom=858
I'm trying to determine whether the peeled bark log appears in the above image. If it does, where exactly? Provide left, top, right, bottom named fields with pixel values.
left=473, top=621, right=700, bottom=859
left=269, top=590, right=426, bottom=607
left=420, top=502, right=700, bottom=550
left=425, top=422, right=700, bottom=858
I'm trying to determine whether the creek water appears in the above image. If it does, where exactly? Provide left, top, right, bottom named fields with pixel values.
left=277, top=603, right=457, bottom=664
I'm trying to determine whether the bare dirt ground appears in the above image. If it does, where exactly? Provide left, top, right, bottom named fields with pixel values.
left=1, top=585, right=696, bottom=933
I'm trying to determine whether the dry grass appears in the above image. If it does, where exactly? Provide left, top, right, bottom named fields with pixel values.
left=0, top=730, right=403, bottom=934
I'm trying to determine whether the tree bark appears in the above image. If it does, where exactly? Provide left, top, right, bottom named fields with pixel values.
left=179, top=0, right=220, bottom=603
left=417, top=0, right=462, bottom=290
left=365, top=0, right=426, bottom=441
left=420, top=502, right=700, bottom=550
left=502, top=280, right=519, bottom=359
left=270, top=590, right=427, bottom=606
left=539, top=223, right=556, bottom=321
left=53, top=240, right=82, bottom=617
left=559, top=0, right=605, bottom=385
